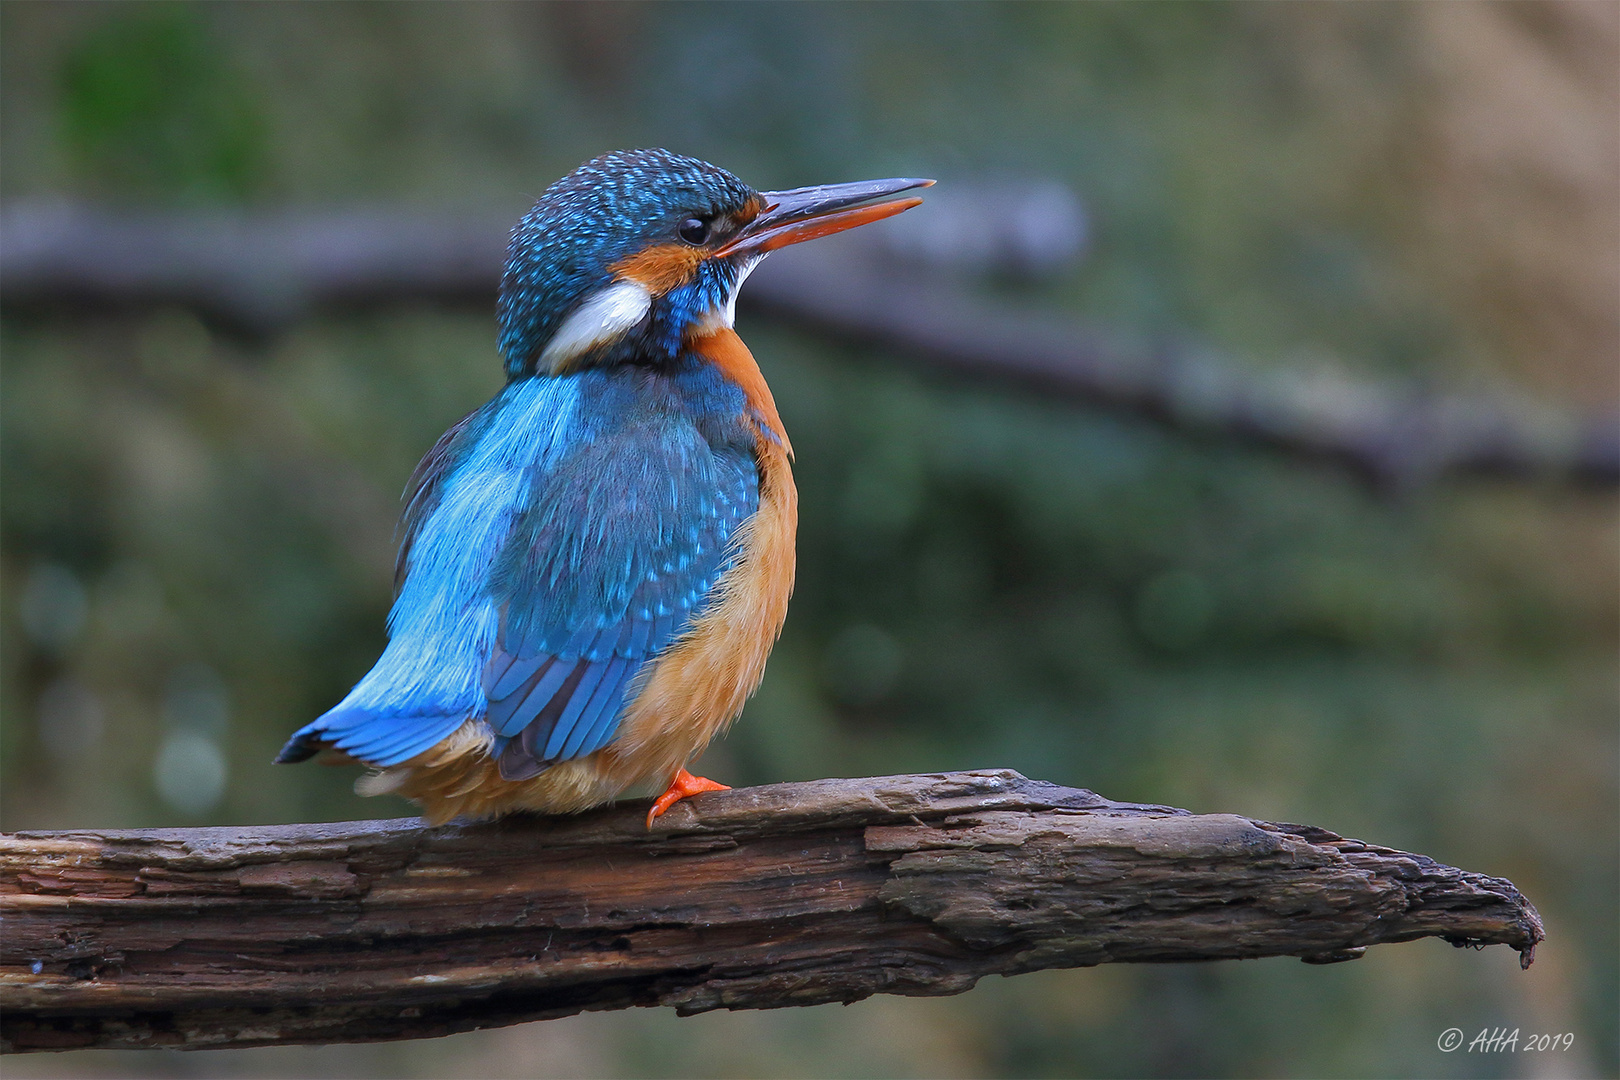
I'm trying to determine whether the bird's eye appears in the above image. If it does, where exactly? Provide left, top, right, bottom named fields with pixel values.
left=677, top=217, right=710, bottom=245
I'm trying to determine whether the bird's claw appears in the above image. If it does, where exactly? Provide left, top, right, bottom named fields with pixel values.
left=646, top=768, right=730, bottom=829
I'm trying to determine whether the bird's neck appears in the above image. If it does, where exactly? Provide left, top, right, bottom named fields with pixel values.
left=686, top=327, right=792, bottom=458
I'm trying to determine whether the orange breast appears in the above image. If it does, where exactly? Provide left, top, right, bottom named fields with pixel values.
left=689, top=327, right=793, bottom=457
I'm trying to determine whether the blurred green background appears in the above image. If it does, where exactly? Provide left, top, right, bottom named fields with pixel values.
left=2, top=2, right=1615, bottom=1077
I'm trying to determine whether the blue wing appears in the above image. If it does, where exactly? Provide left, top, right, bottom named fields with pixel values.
left=276, top=377, right=574, bottom=769
left=484, top=417, right=758, bottom=780
left=274, top=370, right=759, bottom=778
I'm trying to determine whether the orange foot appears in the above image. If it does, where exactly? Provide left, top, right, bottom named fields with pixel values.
left=645, top=768, right=730, bottom=829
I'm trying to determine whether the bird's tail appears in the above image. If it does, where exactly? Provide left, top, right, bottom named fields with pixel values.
left=274, top=704, right=470, bottom=768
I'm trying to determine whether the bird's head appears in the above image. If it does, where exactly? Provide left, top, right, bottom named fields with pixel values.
left=498, top=148, right=931, bottom=378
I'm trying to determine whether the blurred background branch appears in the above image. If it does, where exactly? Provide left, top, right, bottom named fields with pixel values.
left=4, top=199, right=1614, bottom=488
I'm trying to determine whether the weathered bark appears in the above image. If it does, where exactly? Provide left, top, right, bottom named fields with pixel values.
left=3, top=202, right=1613, bottom=488
left=0, top=770, right=1542, bottom=1053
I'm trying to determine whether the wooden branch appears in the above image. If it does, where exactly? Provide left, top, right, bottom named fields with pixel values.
left=1, top=771, right=1542, bottom=1053
left=3, top=202, right=1613, bottom=488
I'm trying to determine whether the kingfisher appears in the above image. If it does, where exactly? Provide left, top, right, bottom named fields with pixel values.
left=277, top=149, right=930, bottom=827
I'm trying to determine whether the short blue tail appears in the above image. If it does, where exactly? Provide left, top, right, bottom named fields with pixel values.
left=274, top=706, right=467, bottom=767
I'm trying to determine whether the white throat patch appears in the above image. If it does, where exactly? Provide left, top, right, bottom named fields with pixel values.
left=692, top=255, right=765, bottom=337
left=539, top=279, right=652, bottom=372
left=721, top=255, right=764, bottom=328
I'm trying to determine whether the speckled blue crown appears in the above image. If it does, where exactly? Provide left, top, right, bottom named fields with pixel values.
left=497, top=149, right=758, bottom=377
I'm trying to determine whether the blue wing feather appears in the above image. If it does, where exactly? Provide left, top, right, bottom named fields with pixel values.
left=276, top=376, right=585, bottom=768
left=483, top=651, right=520, bottom=696
left=576, top=689, right=631, bottom=756
left=487, top=656, right=570, bottom=736
left=626, top=618, right=652, bottom=656
left=564, top=655, right=634, bottom=759
left=276, top=362, right=761, bottom=779
left=485, top=650, right=538, bottom=702
left=541, top=659, right=612, bottom=760
left=486, top=384, right=758, bottom=780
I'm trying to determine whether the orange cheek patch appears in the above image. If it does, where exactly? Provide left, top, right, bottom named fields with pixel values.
left=611, top=243, right=705, bottom=295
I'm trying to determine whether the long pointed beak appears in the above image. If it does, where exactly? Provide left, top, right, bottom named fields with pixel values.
left=717, top=177, right=934, bottom=258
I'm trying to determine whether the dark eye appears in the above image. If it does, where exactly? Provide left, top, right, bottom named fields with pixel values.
left=677, top=217, right=709, bottom=245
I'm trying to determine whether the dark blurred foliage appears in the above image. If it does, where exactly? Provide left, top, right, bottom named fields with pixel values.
left=58, top=5, right=266, bottom=200
left=2, top=3, right=1615, bottom=1078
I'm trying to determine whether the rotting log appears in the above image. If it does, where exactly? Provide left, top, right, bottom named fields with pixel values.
left=0, top=770, right=1543, bottom=1053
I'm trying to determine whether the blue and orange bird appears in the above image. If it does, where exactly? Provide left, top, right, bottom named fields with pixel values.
left=277, top=150, right=931, bottom=827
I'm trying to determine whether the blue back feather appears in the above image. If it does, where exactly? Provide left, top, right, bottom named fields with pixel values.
left=276, top=358, right=760, bottom=778
left=483, top=364, right=757, bottom=778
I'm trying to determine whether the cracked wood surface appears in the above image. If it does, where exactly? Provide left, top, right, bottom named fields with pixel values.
left=0, top=770, right=1543, bottom=1053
